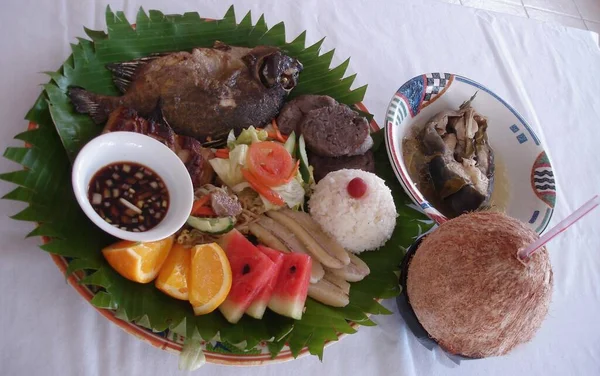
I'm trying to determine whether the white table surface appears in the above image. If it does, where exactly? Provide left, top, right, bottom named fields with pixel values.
left=1, top=0, right=600, bottom=375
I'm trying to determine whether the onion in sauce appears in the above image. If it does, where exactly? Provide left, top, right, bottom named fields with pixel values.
left=88, top=162, right=169, bottom=232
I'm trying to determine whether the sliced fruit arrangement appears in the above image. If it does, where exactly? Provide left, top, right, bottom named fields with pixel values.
left=102, top=236, right=174, bottom=283
left=102, top=238, right=232, bottom=315
left=101, top=202, right=370, bottom=322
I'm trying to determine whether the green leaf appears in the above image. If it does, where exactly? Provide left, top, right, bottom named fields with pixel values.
left=1, top=5, right=433, bottom=363
left=84, top=27, right=108, bottom=41
left=91, top=291, right=117, bottom=309
left=267, top=334, right=290, bottom=359
left=79, top=268, right=112, bottom=288
left=65, top=258, right=103, bottom=278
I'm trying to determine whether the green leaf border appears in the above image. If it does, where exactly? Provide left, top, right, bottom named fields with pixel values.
left=1, top=6, right=432, bottom=362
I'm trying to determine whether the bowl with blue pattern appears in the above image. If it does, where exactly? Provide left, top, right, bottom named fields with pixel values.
left=384, top=73, right=556, bottom=234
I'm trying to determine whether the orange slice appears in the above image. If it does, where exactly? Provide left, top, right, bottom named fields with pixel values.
left=188, top=243, right=232, bottom=315
left=155, top=243, right=191, bottom=300
left=102, top=236, right=174, bottom=283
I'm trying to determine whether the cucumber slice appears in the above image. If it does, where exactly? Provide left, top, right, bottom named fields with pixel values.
left=284, top=131, right=296, bottom=157
left=187, top=216, right=235, bottom=234
left=298, top=135, right=313, bottom=184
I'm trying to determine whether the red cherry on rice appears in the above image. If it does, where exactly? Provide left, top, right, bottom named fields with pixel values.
left=347, top=177, right=367, bottom=198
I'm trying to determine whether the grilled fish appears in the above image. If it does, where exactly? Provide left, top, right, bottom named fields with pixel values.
left=69, top=42, right=303, bottom=143
left=103, top=107, right=214, bottom=188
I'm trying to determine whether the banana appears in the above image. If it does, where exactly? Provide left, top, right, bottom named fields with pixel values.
left=308, top=278, right=350, bottom=307
left=248, top=222, right=289, bottom=252
left=278, top=208, right=350, bottom=267
left=255, top=216, right=325, bottom=284
left=266, top=211, right=349, bottom=269
left=323, top=272, right=350, bottom=295
left=325, top=252, right=370, bottom=282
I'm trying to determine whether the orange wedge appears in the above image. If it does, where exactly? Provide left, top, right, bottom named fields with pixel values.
left=155, top=243, right=191, bottom=300
left=102, top=236, right=174, bottom=283
left=188, top=243, right=232, bottom=315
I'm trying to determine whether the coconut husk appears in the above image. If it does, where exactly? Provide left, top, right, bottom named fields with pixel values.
left=406, top=212, right=553, bottom=358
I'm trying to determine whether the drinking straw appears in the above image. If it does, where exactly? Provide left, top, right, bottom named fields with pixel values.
left=518, top=195, right=600, bottom=261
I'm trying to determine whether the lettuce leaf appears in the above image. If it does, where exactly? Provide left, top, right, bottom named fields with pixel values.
left=234, top=175, right=305, bottom=211
left=208, top=144, right=248, bottom=187
left=227, top=126, right=268, bottom=149
left=270, top=174, right=305, bottom=209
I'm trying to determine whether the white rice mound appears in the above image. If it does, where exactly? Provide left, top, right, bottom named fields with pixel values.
left=308, top=169, right=397, bottom=253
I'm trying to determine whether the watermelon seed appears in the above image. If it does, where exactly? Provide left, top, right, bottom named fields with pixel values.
left=242, top=264, right=251, bottom=274
left=290, top=265, right=297, bottom=273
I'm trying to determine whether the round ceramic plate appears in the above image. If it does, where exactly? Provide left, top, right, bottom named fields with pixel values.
left=384, top=73, right=556, bottom=234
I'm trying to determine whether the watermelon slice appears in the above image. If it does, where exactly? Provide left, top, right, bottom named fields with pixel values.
left=268, top=252, right=312, bottom=320
left=218, top=229, right=277, bottom=324
left=246, top=246, right=286, bottom=319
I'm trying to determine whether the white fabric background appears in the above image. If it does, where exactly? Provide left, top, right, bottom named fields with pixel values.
left=1, top=0, right=599, bottom=375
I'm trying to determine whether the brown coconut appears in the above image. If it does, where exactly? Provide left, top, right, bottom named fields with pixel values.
left=406, top=212, right=553, bottom=358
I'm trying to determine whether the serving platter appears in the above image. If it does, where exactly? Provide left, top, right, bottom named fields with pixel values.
left=2, top=7, right=432, bottom=367
left=34, top=104, right=384, bottom=366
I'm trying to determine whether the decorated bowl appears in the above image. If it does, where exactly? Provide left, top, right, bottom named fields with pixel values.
left=384, top=73, right=556, bottom=234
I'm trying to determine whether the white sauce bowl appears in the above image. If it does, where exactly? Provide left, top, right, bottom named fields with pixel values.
left=72, top=131, right=194, bottom=242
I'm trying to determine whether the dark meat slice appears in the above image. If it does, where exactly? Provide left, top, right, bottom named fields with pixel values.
left=276, top=95, right=336, bottom=135
left=309, top=151, right=375, bottom=182
left=301, top=104, right=369, bottom=157
left=103, top=107, right=215, bottom=188
left=211, top=190, right=243, bottom=217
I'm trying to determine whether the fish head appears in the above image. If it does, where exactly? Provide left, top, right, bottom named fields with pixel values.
left=244, top=46, right=303, bottom=92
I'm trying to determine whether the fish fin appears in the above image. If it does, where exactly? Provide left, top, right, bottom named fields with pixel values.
left=105, top=54, right=164, bottom=93
left=147, top=100, right=169, bottom=125
left=68, top=87, right=108, bottom=124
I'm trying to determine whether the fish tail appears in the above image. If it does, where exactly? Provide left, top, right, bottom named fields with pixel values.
left=67, top=87, right=109, bottom=124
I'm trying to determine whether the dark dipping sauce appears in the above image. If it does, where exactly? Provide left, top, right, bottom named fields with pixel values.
left=88, top=162, right=169, bottom=232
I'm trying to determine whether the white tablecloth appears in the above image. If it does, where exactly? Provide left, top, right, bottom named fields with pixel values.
left=1, top=0, right=600, bottom=375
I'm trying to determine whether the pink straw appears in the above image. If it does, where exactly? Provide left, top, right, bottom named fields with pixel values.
left=518, top=195, right=600, bottom=261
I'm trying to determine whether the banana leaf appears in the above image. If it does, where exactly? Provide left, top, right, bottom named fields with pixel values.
left=1, top=5, right=432, bottom=363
